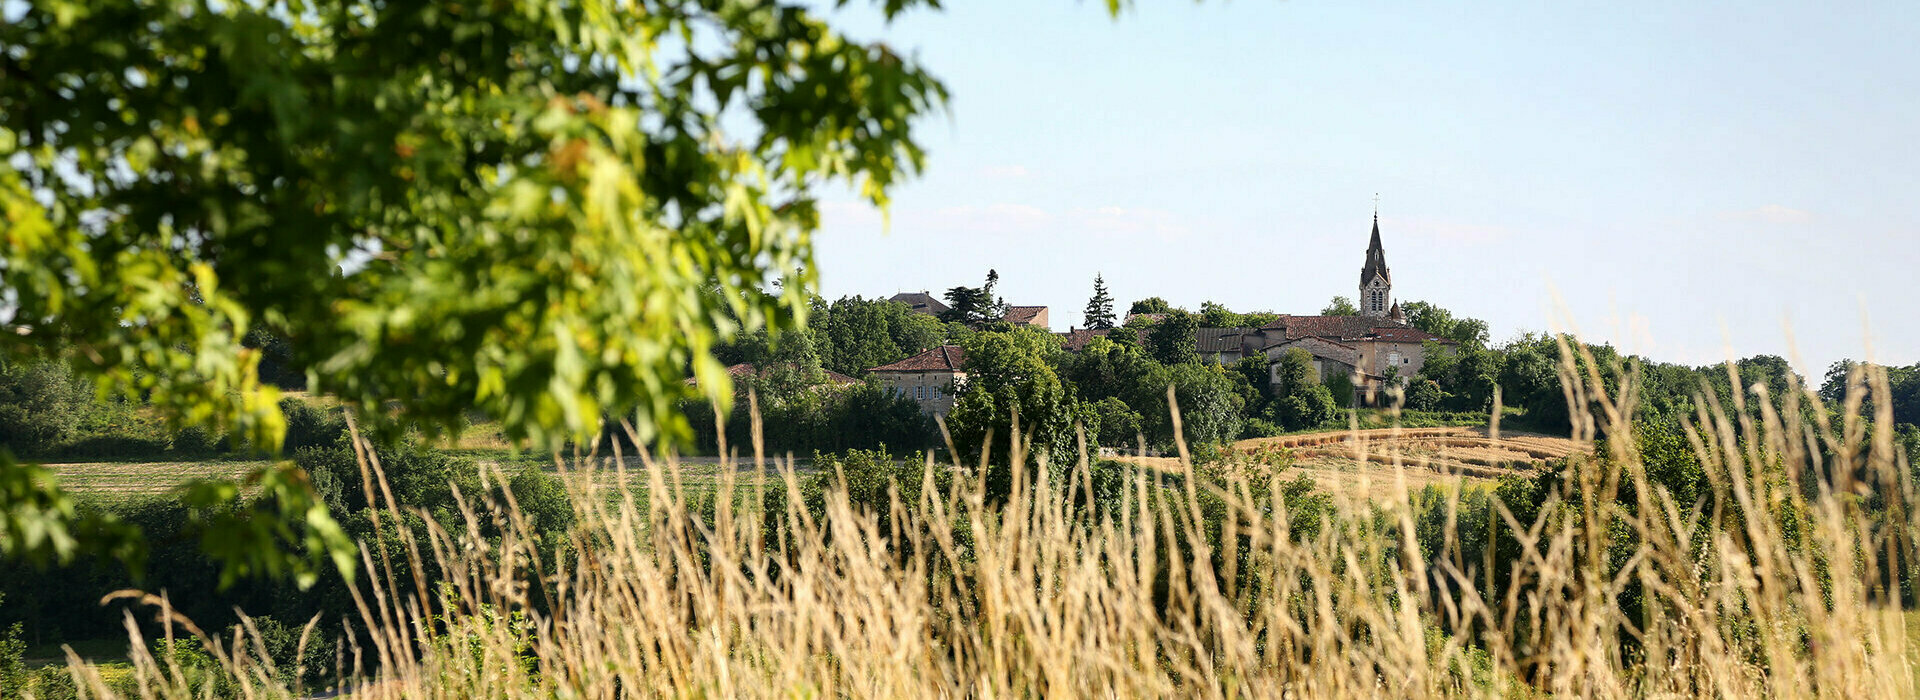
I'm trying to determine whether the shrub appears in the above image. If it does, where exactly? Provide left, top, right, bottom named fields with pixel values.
left=1407, top=379, right=1446, bottom=412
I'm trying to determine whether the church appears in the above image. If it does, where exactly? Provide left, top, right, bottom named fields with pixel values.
left=1197, top=213, right=1454, bottom=403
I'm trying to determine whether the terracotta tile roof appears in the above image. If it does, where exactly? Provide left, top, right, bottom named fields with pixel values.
left=689, top=363, right=860, bottom=388
left=1004, top=305, right=1047, bottom=325
left=1196, top=327, right=1253, bottom=354
left=868, top=345, right=966, bottom=373
left=1256, top=315, right=1447, bottom=344
left=888, top=292, right=950, bottom=316
left=1365, top=327, right=1452, bottom=343
left=1269, top=337, right=1362, bottom=367
left=1057, top=328, right=1112, bottom=351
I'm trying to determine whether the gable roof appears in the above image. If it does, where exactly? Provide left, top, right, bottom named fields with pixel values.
left=1270, top=336, right=1363, bottom=367
left=688, top=363, right=860, bottom=389
left=889, top=291, right=950, bottom=316
left=1057, top=328, right=1112, bottom=351
left=1004, top=305, right=1048, bottom=325
left=1258, top=315, right=1450, bottom=346
left=868, top=345, right=967, bottom=373
left=1365, top=327, right=1451, bottom=343
left=1196, top=327, right=1253, bottom=354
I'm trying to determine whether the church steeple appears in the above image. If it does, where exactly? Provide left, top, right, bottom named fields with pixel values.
left=1359, top=209, right=1392, bottom=318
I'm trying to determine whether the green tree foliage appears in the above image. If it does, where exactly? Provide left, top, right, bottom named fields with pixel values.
left=1083, top=274, right=1117, bottom=330
left=811, top=296, right=946, bottom=376
left=1266, top=348, right=1336, bottom=430
left=1089, top=397, right=1145, bottom=449
left=1145, top=311, right=1200, bottom=366
left=1821, top=360, right=1920, bottom=428
left=1399, top=300, right=1491, bottom=347
left=1160, top=363, right=1245, bottom=450
left=1197, top=301, right=1278, bottom=330
left=682, top=382, right=935, bottom=458
left=948, top=329, right=1084, bottom=462
left=1321, top=296, right=1360, bottom=316
left=1128, top=297, right=1174, bottom=316
left=1408, top=379, right=1446, bottom=412
left=0, top=0, right=950, bottom=585
left=0, top=356, right=90, bottom=457
left=1, top=0, right=945, bottom=450
left=941, top=270, right=1010, bottom=327
left=0, top=594, right=22, bottom=697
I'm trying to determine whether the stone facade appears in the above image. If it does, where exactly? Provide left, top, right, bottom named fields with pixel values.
left=867, top=345, right=967, bottom=416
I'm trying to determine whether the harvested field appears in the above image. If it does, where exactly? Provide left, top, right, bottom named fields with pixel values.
left=50, top=461, right=268, bottom=497
left=1110, top=427, right=1588, bottom=500
left=1238, top=426, right=1585, bottom=498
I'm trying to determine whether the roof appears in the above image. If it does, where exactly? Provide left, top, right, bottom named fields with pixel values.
left=1196, top=327, right=1253, bottom=354
left=689, top=363, right=860, bottom=388
left=868, top=345, right=967, bottom=373
left=1258, top=315, right=1450, bottom=346
left=889, top=291, right=950, bottom=316
left=1365, top=327, right=1451, bottom=343
left=1004, top=305, right=1048, bottom=325
left=1057, top=328, right=1112, bottom=351
left=1269, top=336, right=1363, bottom=367
left=1361, top=214, right=1391, bottom=287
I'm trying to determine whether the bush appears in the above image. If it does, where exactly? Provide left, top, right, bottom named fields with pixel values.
left=281, top=398, right=347, bottom=453
left=1408, top=380, right=1446, bottom=412
left=170, top=424, right=226, bottom=457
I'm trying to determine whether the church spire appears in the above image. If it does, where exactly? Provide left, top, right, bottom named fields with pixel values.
left=1359, top=205, right=1392, bottom=318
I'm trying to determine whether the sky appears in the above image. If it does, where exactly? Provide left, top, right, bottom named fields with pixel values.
left=803, top=0, right=1920, bottom=377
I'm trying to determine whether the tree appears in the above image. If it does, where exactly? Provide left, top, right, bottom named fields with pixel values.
left=0, top=356, right=90, bottom=457
left=1400, top=300, right=1490, bottom=347
left=1145, top=311, right=1200, bottom=366
left=812, top=296, right=944, bottom=376
left=1083, top=274, right=1117, bottom=330
left=1268, top=348, right=1335, bottom=430
left=1160, top=363, right=1245, bottom=449
left=947, top=329, right=1081, bottom=463
left=1321, top=296, right=1360, bottom=316
left=1129, top=297, right=1174, bottom=316
left=1089, top=397, right=1144, bottom=449
left=0, top=0, right=947, bottom=580
left=942, top=270, right=1009, bottom=327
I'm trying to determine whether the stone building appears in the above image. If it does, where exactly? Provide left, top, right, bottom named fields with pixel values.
left=867, top=345, right=967, bottom=416
left=1190, top=213, right=1454, bottom=403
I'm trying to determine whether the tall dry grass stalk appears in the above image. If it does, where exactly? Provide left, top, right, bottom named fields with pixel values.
left=49, top=344, right=1920, bottom=699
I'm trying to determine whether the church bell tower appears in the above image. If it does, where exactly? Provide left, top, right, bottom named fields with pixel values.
left=1359, top=212, right=1392, bottom=318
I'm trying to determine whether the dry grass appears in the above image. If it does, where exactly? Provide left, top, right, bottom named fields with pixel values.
left=38, top=352, right=1920, bottom=699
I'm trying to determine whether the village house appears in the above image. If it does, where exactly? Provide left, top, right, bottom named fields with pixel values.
left=889, top=291, right=950, bottom=317
left=866, top=345, right=967, bottom=416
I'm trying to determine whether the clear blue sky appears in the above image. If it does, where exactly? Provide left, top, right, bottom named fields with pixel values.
left=806, top=0, right=1920, bottom=376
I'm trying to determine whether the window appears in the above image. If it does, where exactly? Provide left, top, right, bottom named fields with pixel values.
left=1387, top=351, right=1402, bottom=367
